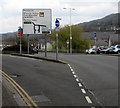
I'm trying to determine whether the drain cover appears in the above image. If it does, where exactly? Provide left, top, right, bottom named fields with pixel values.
left=31, top=95, right=50, bottom=103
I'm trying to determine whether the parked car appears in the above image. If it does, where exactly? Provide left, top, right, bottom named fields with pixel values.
left=96, top=47, right=105, bottom=54
left=86, top=48, right=96, bottom=54
left=109, top=45, right=120, bottom=54
left=32, top=47, right=38, bottom=53
left=100, top=47, right=112, bottom=54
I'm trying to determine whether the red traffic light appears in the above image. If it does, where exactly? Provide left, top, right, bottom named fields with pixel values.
left=18, top=32, right=23, bottom=36
left=18, top=27, right=23, bottom=36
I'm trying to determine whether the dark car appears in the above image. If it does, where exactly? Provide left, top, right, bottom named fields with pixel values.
left=32, top=47, right=38, bottom=53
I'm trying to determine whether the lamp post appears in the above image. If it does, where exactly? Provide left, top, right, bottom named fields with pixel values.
left=63, top=8, right=75, bottom=54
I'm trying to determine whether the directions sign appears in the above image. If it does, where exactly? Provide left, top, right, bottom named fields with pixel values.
left=23, top=9, right=52, bottom=34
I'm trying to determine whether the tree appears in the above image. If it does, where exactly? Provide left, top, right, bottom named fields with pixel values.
left=51, top=25, right=92, bottom=53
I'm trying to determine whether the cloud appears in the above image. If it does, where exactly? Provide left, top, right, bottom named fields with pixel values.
left=0, top=0, right=119, bottom=33
left=1, top=16, right=21, bottom=33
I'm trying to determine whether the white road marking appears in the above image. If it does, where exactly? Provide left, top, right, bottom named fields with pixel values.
left=78, top=83, right=82, bottom=87
left=71, top=68, right=73, bottom=71
left=72, top=71, right=75, bottom=74
left=81, top=89, right=86, bottom=94
left=85, top=96, right=92, bottom=103
left=76, top=78, right=79, bottom=82
left=74, top=75, right=77, bottom=78
left=67, top=63, right=94, bottom=106
left=68, top=64, right=70, bottom=67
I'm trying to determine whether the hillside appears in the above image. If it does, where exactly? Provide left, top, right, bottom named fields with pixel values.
left=78, top=13, right=120, bottom=32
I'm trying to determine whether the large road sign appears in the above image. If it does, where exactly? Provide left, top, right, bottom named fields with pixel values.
left=23, top=9, right=52, bottom=34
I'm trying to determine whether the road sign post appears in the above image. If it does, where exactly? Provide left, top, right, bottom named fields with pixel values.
left=55, top=19, right=60, bottom=60
left=93, top=32, right=97, bottom=54
left=27, top=34, right=29, bottom=54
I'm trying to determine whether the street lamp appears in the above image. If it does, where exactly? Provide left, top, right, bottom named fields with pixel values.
left=63, top=8, right=75, bottom=53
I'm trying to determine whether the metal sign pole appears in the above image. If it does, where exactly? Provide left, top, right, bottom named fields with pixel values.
left=55, top=18, right=61, bottom=60
left=56, top=32, right=58, bottom=60
left=27, top=34, right=29, bottom=54
left=45, top=34, right=47, bottom=57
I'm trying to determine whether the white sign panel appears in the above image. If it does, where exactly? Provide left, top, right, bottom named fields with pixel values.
left=23, top=9, right=52, bottom=34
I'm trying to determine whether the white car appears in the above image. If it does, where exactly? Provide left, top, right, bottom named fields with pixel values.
left=109, top=45, right=120, bottom=54
left=86, top=48, right=96, bottom=54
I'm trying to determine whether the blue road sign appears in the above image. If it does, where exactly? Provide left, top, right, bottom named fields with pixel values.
left=94, top=32, right=96, bottom=37
left=55, top=19, right=60, bottom=27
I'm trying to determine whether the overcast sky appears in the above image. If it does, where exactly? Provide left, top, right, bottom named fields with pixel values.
left=0, top=0, right=119, bottom=33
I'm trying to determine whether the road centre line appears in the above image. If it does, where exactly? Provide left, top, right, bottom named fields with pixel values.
left=68, top=64, right=70, bottom=67
left=78, top=83, right=82, bottom=87
left=85, top=96, right=92, bottom=103
left=76, top=78, right=79, bottom=82
left=72, top=71, right=75, bottom=74
left=81, top=89, right=86, bottom=94
left=74, top=75, right=77, bottom=78
left=67, top=64, right=94, bottom=106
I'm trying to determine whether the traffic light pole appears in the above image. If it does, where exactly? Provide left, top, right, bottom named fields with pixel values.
left=18, top=27, right=23, bottom=54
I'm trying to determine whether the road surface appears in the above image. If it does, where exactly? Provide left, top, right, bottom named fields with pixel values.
left=35, top=52, right=118, bottom=107
left=2, top=54, right=99, bottom=107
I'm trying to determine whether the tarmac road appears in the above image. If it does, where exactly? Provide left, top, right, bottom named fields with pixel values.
left=35, top=52, right=118, bottom=107
left=2, top=54, right=99, bottom=107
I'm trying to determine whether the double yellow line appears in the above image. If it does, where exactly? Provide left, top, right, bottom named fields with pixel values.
left=0, top=70, right=39, bottom=108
